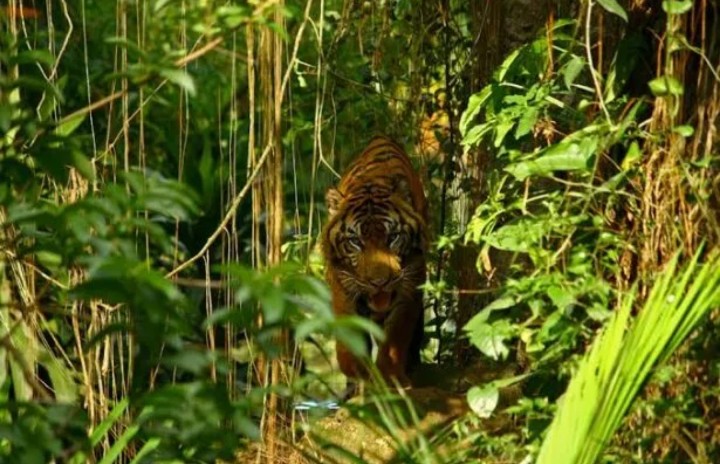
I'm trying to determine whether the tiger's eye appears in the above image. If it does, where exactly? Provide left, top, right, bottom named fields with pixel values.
left=388, top=233, right=400, bottom=246
left=348, top=236, right=362, bottom=250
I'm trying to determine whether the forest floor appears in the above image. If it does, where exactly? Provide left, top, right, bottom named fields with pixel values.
left=236, top=360, right=522, bottom=463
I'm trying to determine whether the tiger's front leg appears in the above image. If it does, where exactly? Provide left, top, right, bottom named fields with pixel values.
left=376, top=293, right=423, bottom=387
left=329, top=275, right=370, bottom=380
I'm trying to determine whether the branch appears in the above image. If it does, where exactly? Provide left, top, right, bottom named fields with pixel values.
left=166, top=143, right=273, bottom=278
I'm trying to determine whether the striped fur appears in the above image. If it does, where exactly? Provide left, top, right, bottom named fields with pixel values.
left=322, top=136, right=427, bottom=386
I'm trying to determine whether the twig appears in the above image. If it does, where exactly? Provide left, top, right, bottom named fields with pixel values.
left=166, top=143, right=273, bottom=277
left=585, top=0, right=613, bottom=126
left=57, top=34, right=225, bottom=127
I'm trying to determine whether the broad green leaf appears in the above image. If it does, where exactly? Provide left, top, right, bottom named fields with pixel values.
left=562, top=55, right=585, bottom=89
left=547, top=285, right=575, bottom=310
left=38, top=92, right=59, bottom=121
left=9, top=49, right=55, bottom=67
left=39, top=348, right=77, bottom=402
left=460, top=86, right=491, bottom=136
left=468, top=374, right=531, bottom=420
left=54, top=113, right=85, bottom=136
left=9, top=323, right=36, bottom=401
left=34, top=146, right=94, bottom=182
left=515, top=106, right=538, bottom=139
left=673, top=125, right=694, bottom=137
left=69, top=149, right=95, bottom=180
left=467, top=385, right=499, bottom=418
left=496, top=47, right=522, bottom=81
left=461, top=122, right=493, bottom=148
left=505, top=136, right=597, bottom=180
left=160, top=69, right=197, bottom=96
left=621, top=141, right=642, bottom=171
left=493, top=119, right=515, bottom=147
left=481, top=296, right=517, bottom=313
left=597, top=0, right=628, bottom=21
left=648, top=75, right=684, bottom=96
left=662, top=0, right=693, bottom=14
left=466, top=319, right=513, bottom=360
left=217, top=5, right=251, bottom=28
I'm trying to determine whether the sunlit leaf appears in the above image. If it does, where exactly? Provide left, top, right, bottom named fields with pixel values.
left=460, top=86, right=491, bottom=136
left=648, top=75, right=684, bottom=96
left=39, top=348, right=77, bottom=402
left=537, top=251, right=720, bottom=464
left=160, top=69, right=197, bottom=96
left=466, top=319, right=513, bottom=360
left=621, top=140, right=642, bottom=171
left=597, top=0, right=628, bottom=21
left=54, top=113, right=85, bottom=137
left=673, top=125, right=694, bottom=137
left=515, top=106, right=538, bottom=139
left=467, top=385, right=499, bottom=418
left=562, top=55, right=585, bottom=89
left=662, top=0, right=693, bottom=14
left=505, top=135, right=598, bottom=181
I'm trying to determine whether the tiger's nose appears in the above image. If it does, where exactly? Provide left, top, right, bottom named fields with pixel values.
left=370, top=277, right=392, bottom=289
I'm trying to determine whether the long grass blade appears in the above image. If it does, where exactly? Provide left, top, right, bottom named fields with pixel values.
left=537, top=249, right=720, bottom=464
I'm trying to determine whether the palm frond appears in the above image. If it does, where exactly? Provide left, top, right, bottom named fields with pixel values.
left=538, top=249, right=720, bottom=464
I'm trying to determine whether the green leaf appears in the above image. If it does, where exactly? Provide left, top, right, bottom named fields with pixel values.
left=34, top=145, right=94, bottom=183
left=90, top=398, right=129, bottom=446
left=493, top=119, right=515, bottom=147
left=98, top=424, right=139, bottom=464
left=467, top=385, right=499, bottom=418
left=54, top=113, right=85, bottom=136
left=468, top=374, right=530, bottom=419
left=621, top=141, right=642, bottom=171
left=662, top=0, right=693, bottom=14
left=648, top=75, right=684, bottom=96
left=69, top=149, right=95, bottom=180
left=461, top=123, right=493, bottom=149
left=597, top=0, right=628, bottom=21
left=160, top=69, right=197, bottom=96
left=39, top=348, right=77, bottom=402
left=460, top=86, right=491, bottom=136
left=562, top=55, right=585, bottom=89
left=482, top=296, right=517, bottom=313
left=9, top=323, right=36, bottom=401
left=547, top=285, right=575, bottom=310
left=466, top=319, right=513, bottom=360
left=129, top=438, right=161, bottom=464
left=505, top=136, right=598, bottom=180
left=515, top=106, right=538, bottom=139
left=673, top=125, right=694, bottom=137
left=537, top=250, right=720, bottom=464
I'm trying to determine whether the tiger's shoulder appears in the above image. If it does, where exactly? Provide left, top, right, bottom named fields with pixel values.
left=337, top=136, right=426, bottom=213
left=340, top=135, right=414, bottom=184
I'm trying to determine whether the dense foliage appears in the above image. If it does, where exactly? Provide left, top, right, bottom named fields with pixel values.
left=0, top=0, right=718, bottom=463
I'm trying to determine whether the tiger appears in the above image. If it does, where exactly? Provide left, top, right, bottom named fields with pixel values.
left=322, top=135, right=428, bottom=387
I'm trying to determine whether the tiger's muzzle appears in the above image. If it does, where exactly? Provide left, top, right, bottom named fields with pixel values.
left=356, top=245, right=402, bottom=313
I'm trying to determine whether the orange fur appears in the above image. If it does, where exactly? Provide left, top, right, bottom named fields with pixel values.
left=322, top=136, right=428, bottom=386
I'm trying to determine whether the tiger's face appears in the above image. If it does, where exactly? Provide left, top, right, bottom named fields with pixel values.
left=323, top=182, right=426, bottom=313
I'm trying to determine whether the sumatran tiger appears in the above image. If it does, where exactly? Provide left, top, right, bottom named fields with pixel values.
left=322, top=135, right=428, bottom=387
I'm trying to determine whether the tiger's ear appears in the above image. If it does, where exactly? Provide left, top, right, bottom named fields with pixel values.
left=326, top=188, right=344, bottom=216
